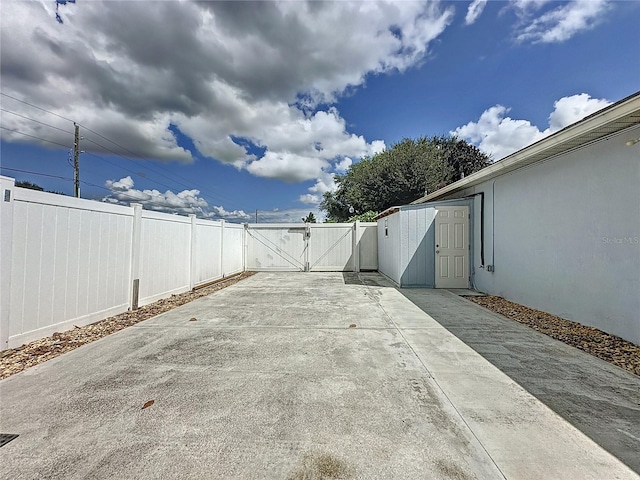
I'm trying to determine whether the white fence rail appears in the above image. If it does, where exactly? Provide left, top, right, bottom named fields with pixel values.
left=0, top=176, right=244, bottom=350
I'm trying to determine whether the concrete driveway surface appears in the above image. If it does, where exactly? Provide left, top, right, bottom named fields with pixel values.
left=0, top=272, right=637, bottom=479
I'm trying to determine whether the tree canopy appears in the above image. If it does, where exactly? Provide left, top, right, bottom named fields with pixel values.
left=302, top=212, right=317, bottom=223
left=15, top=181, right=44, bottom=191
left=321, top=135, right=490, bottom=222
left=15, top=180, right=66, bottom=196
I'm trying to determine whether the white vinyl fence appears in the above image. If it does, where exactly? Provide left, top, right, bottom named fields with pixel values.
left=0, top=176, right=244, bottom=350
left=0, top=175, right=379, bottom=350
left=245, top=222, right=378, bottom=272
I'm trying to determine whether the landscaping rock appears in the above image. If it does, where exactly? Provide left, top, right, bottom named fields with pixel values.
left=469, top=296, right=640, bottom=376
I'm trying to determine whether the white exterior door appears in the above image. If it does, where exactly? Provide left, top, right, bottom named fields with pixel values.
left=435, top=206, right=469, bottom=288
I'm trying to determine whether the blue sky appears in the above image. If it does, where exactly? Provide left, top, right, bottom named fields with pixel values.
left=1, top=0, right=638, bottom=222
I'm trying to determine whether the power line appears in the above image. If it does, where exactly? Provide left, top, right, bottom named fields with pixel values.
left=83, top=150, right=186, bottom=194
left=2, top=122, right=242, bottom=210
left=0, top=110, right=220, bottom=204
left=77, top=124, right=144, bottom=159
left=81, top=134, right=217, bottom=193
left=0, top=92, right=75, bottom=123
left=0, top=92, right=244, bottom=209
left=0, top=126, right=73, bottom=149
left=0, top=166, right=209, bottom=214
left=81, top=132, right=243, bottom=208
left=0, top=166, right=74, bottom=182
left=0, top=108, right=75, bottom=134
left=76, top=123, right=242, bottom=208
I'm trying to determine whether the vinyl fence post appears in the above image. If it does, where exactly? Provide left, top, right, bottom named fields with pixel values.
left=243, top=223, right=248, bottom=272
left=304, top=224, right=310, bottom=272
left=130, top=203, right=143, bottom=310
left=189, top=214, right=197, bottom=290
left=0, top=176, right=16, bottom=350
left=353, top=220, right=361, bottom=273
left=219, top=219, right=225, bottom=278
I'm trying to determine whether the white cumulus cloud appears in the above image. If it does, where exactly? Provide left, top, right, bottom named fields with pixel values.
left=103, top=176, right=250, bottom=220
left=512, top=0, right=611, bottom=43
left=299, top=194, right=321, bottom=205
left=335, top=157, right=353, bottom=173
left=452, top=93, right=611, bottom=160
left=211, top=206, right=251, bottom=221
left=465, top=0, right=488, bottom=25
left=1, top=0, right=452, bottom=187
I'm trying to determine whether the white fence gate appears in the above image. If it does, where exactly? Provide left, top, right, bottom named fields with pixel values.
left=245, top=222, right=377, bottom=272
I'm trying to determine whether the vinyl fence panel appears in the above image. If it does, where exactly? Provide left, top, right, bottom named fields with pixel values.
left=7, top=188, right=133, bottom=348
left=223, top=224, right=245, bottom=276
left=1, top=177, right=246, bottom=350
left=138, top=211, right=193, bottom=305
left=193, top=219, right=223, bottom=286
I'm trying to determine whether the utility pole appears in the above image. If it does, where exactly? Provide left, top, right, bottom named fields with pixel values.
left=255, top=209, right=258, bottom=223
left=73, top=123, right=80, bottom=198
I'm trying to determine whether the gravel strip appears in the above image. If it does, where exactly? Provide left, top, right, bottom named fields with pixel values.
left=0, top=272, right=256, bottom=380
left=468, top=295, right=640, bottom=376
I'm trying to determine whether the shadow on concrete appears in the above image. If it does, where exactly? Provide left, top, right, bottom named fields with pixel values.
left=396, top=287, right=640, bottom=474
left=342, top=272, right=364, bottom=285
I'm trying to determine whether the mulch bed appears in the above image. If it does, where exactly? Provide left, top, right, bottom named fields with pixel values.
left=0, top=272, right=256, bottom=380
left=468, top=295, right=640, bottom=376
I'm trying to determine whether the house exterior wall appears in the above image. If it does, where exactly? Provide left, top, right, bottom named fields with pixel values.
left=448, top=125, right=640, bottom=344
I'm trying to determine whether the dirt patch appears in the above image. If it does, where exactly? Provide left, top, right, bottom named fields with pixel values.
left=0, top=272, right=256, bottom=380
left=287, top=452, right=353, bottom=480
left=434, top=458, right=471, bottom=480
left=468, top=296, right=640, bottom=376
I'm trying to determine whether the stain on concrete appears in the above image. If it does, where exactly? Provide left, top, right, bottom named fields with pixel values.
left=434, top=458, right=472, bottom=480
left=287, top=451, right=354, bottom=479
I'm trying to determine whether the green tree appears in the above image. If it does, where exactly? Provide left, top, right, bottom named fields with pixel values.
left=321, top=135, right=490, bottom=222
left=302, top=212, right=317, bottom=223
left=347, top=210, right=378, bottom=222
left=15, top=180, right=44, bottom=191
left=15, top=180, right=66, bottom=196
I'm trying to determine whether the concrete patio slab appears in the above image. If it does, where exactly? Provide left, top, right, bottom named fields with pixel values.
left=0, top=272, right=637, bottom=479
left=393, top=283, right=640, bottom=476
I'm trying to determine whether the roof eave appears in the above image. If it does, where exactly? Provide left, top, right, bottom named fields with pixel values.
left=373, top=206, right=401, bottom=221
left=412, top=91, right=640, bottom=204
